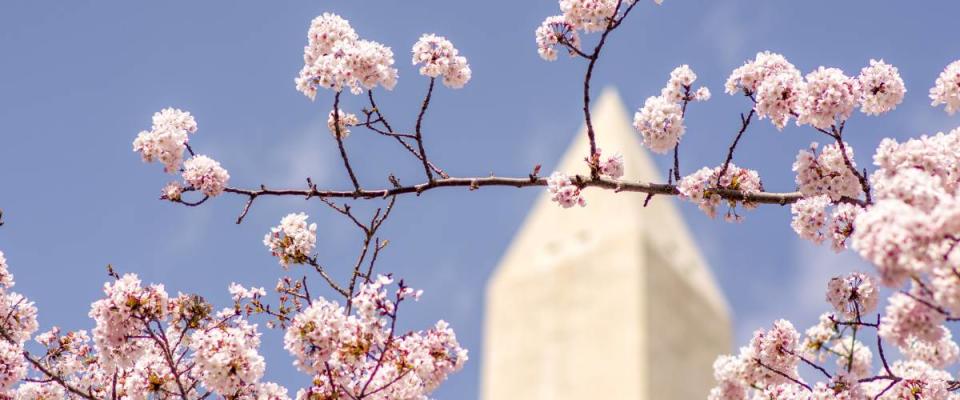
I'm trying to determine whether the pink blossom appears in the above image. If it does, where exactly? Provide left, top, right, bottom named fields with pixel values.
left=678, top=163, right=763, bottom=221
left=263, top=212, right=318, bottom=267
left=796, top=67, right=860, bottom=129
left=535, top=16, right=581, bottom=61
left=547, top=172, right=586, bottom=208
left=182, top=155, right=230, bottom=197
left=929, top=60, right=960, bottom=115
left=793, top=142, right=862, bottom=202
left=857, top=59, right=906, bottom=115
left=412, top=34, right=471, bottom=89
left=825, top=272, right=879, bottom=319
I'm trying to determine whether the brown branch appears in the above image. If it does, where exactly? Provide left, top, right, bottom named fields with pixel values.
left=366, top=91, right=448, bottom=178
left=307, top=258, right=348, bottom=298
left=829, top=125, right=872, bottom=204
left=22, top=350, right=100, bottom=400
left=221, top=175, right=802, bottom=207
left=783, top=348, right=831, bottom=380
left=756, top=359, right=811, bottom=391
left=332, top=92, right=361, bottom=191
left=717, top=108, right=755, bottom=186
left=0, top=313, right=98, bottom=399
left=414, top=78, right=437, bottom=182
left=875, top=315, right=894, bottom=377
left=582, top=0, right=636, bottom=178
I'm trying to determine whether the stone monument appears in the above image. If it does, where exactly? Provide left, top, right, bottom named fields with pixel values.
left=482, top=88, right=732, bottom=399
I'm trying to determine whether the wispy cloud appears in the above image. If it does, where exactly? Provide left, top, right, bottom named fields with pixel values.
left=700, top=3, right=748, bottom=67
left=268, top=118, right=333, bottom=187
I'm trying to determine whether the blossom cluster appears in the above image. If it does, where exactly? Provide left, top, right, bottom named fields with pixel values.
left=858, top=59, right=907, bottom=116
left=790, top=195, right=863, bottom=251
left=0, top=252, right=38, bottom=396
left=182, top=155, right=230, bottom=197
left=190, top=317, right=266, bottom=396
left=677, top=163, right=762, bottom=222
left=535, top=0, right=663, bottom=61
left=793, top=142, right=862, bottom=201
left=535, top=15, right=581, bottom=61
left=930, top=60, right=960, bottom=115
left=88, top=273, right=169, bottom=372
left=547, top=172, right=586, bottom=208
left=285, top=275, right=467, bottom=400
left=26, top=276, right=288, bottom=400
left=727, top=53, right=904, bottom=130
left=327, top=109, right=359, bottom=139
left=825, top=272, right=879, bottom=319
left=412, top=34, right=472, bottom=89
left=632, top=65, right=710, bottom=154
left=758, top=127, right=960, bottom=400
left=594, top=148, right=624, bottom=180
left=264, top=212, right=318, bottom=268
left=133, top=108, right=198, bottom=173
left=852, top=128, right=960, bottom=287
left=708, top=270, right=960, bottom=400
left=134, top=109, right=231, bottom=200
left=295, top=13, right=398, bottom=98
left=789, top=140, right=867, bottom=250
left=546, top=148, right=624, bottom=209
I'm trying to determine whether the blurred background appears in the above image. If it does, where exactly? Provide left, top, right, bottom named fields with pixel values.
left=1, top=1, right=958, bottom=397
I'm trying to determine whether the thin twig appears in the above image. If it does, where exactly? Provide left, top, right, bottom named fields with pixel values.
left=717, top=109, right=755, bottom=185
left=414, top=78, right=437, bottom=182
left=332, top=92, right=361, bottom=191
left=366, top=91, right=448, bottom=178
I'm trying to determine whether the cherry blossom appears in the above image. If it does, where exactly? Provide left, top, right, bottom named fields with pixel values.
left=793, top=142, right=862, bottom=202
left=133, top=108, right=197, bottom=173
left=930, top=60, right=960, bottom=115
left=751, top=319, right=800, bottom=376
left=558, top=0, right=621, bottom=32
left=263, top=212, right=318, bottom=268
left=868, top=360, right=953, bottom=400
left=190, top=317, right=266, bottom=396
left=857, top=59, right=906, bottom=115
left=796, top=67, right=860, bottom=130
left=827, top=203, right=862, bottom=251
left=902, top=327, right=960, bottom=369
left=14, top=382, right=65, bottom=400
left=0, top=341, right=25, bottom=394
left=678, top=163, right=763, bottom=221
left=535, top=15, right=581, bottom=61
left=327, top=109, right=358, bottom=139
left=790, top=195, right=830, bottom=244
left=296, top=13, right=398, bottom=98
left=182, top=155, right=230, bottom=197
left=660, top=65, right=698, bottom=102
left=879, top=291, right=946, bottom=348
left=160, top=181, right=184, bottom=202
left=825, top=272, right=879, bottom=319
left=88, top=273, right=168, bottom=372
left=754, top=68, right=804, bottom=130
left=593, top=148, right=624, bottom=179
left=633, top=65, right=709, bottom=153
left=633, top=95, right=685, bottom=154
left=547, top=172, right=586, bottom=208
left=229, top=282, right=267, bottom=302
left=725, top=51, right=798, bottom=96
left=412, top=34, right=472, bottom=89
left=801, top=313, right=840, bottom=360
left=284, top=276, right=466, bottom=400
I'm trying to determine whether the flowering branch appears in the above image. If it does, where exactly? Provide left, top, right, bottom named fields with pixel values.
left=6, top=1, right=960, bottom=399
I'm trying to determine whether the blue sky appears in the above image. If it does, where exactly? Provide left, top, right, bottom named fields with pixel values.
left=1, top=1, right=958, bottom=398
